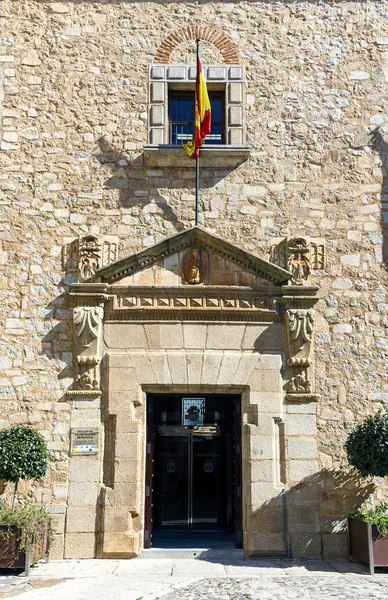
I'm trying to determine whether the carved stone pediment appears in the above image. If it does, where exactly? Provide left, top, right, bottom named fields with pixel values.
left=90, top=226, right=292, bottom=287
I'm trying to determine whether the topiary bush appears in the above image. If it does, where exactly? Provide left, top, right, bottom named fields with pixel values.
left=0, top=426, right=48, bottom=510
left=345, top=410, right=388, bottom=478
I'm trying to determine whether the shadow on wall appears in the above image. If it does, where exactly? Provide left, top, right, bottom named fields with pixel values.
left=95, top=136, right=235, bottom=226
left=243, top=468, right=374, bottom=561
left=370, top=128, right=388, bottom=269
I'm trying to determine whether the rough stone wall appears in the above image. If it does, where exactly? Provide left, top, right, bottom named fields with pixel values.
left=0, top=0, right=387, bottom=558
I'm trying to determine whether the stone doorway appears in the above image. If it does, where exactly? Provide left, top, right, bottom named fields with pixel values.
left=144, top=393, right=242, bottom=549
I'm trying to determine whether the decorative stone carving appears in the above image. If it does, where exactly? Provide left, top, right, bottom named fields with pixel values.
left=286, top=308, right=315, bottom=398
left=270, top=236, right=325, bottom=285
left=287, top=371, right=312, bottom=394
left=62, top=234, right=119, bottom=281
left=74, top=306, right=104, bottom=346
left=182, top=248, right=209, bottom=285
left=67, top=305, right=104, bottom=399
left=287, top=237, right=311, bottom=285
left=74, top=356, right=100, bottom=391
left=78, top=235, right=102, bottom=282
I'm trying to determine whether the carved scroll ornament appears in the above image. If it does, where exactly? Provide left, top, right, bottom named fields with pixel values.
left=74, top=306, right=104, bottom=345
left=287, top=309, right=315, bottom=346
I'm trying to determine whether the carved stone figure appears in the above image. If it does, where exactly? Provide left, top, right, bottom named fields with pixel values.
left=270, top=235, right=325, bottom=286
left=287, top=237, right=311, bottom=285
left=182, top=248, right=208, bottom=285
left=78, top=235, right=102, bottom=281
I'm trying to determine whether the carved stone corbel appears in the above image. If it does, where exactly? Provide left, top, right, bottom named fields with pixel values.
left=66, top=305, right=104, bottom=399
left=285, top=306, right=318, bottom=402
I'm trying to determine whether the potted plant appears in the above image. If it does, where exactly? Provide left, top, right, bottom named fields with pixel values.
left=0, top=425, right=53, bottom=572
left=345, top=410, right=388, bottom=574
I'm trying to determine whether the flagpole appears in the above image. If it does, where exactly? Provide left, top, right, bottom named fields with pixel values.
left=195, top=38, right=200, bottom=226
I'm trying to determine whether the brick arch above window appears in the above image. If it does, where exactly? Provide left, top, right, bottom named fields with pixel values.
left=154, top=26, right=239, bottom=64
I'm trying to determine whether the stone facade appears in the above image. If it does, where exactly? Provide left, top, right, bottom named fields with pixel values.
left=0, top=0, right=387, bottom=560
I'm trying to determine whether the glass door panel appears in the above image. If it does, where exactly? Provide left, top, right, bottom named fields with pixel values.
left=154, top=435, right=189, bottom=530
left=191, top=434, right=228, bottom=531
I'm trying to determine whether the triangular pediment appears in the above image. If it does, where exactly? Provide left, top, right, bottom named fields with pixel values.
left=93, top=226, right=291, bottom=287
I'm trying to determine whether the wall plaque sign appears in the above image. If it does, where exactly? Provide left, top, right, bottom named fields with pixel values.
left=182, top=397, right=205, bottom=426
left=70, top=427, right=99, bottom=455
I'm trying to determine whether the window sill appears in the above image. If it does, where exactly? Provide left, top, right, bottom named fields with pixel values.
left=143, top=145, right=250, bottom=169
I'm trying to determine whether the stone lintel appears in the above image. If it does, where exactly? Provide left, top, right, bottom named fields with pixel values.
left=285, top=393, right=320, bottom=403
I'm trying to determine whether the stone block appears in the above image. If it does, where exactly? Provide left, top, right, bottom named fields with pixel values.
left=108, top=367, right=139, bottom=392
left=207, top=67, right=227, bottom=80
left=67, top=482, right=100, bottom=507
left=255, top=414, right=276, bottom=436
left=246, top=533, right=285, bottom=556
left=101, top=532, right=137, bottom=556
left=50, top=514, right=65, bottom=534
left=130, top=353, right=156, bottom=385
left=115, top=459, right=138, bottom=483
left=288, top=504, right=320, bottom=533
left=107, top=354, right=132, bottom=369
left=148, top=352, right=172, bottom=384
left=286, top=402, right=317, bottom=414
left=217, top=352, right=241, bottom=385
left=71, top=409, right=101, bottom=428
left=150, top=128, right=164, bottom=145
left=249, top=392, right=282, bottom=413
left=206, top=324, right=245, bottom=350
left=228, top=128, right=243, bottom=145
left=248, top=369, right=282, bottom=394
left=322, top=516, right=347, bottom=534
left=287, top=437, right=318, bottom=460
left=167, top=352, right=187, bottom=384
left=105, top=483, right=140, bottom=511
left=289, top=460, right=319, bottom=483
left=66, top=507, right=97, bottom=533
left=103, top=506, right=130, bottom=533
left=167, top=66, right=186, bottom=80
left=150, top=81, right=166, bottom=103
left=182, top=324, right=207, bottom=349
left=290, top=533, right=321, bottom=558
left=54, top=484, right=68, bottom=501
left=234, top=353, right=258, bottom=385
left=49, top=534, right=65, bottom=560
left=249, top=435, right=274, bottom=460
left=287, top=414, right=317, bottom=436
left=150, top=66, right=165, bottom=80
left=187, top=352, right=203, bottom=385
left=115, top=433, right=139, bottom=459
left=104, top=323, right=147, bottom=350
left=322, top=533, right=348, bottom=559
left=107, top=390, right=136, bottom=411
left=150, top=105, right=164, bottom=126
left=250, top=459, right=274, bottom=482
left=201, top=353, right=223, bottom=384
left=255, top=506, right=284, bottom=533
left=229, top=106, right=243, bottom=127
left=229, top=67, right=243, bottom=80
left=159, top=323, right=184, bottom=349
left=64, top=533, right=96, bottom=559
left=250, top=482, right=283, bottom=506
left=188, top=67, right=196, bottom=80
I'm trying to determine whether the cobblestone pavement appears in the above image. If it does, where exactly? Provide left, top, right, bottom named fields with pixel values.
left=1, top=559, right=388, bottom=600
left=158, top=575, right=388, bottom=600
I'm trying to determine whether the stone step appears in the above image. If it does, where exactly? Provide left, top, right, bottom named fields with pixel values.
left=142, top=547, right=245, bottom=560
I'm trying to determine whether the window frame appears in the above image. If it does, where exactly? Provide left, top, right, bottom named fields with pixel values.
left=168, top=88, right=226, bottom=146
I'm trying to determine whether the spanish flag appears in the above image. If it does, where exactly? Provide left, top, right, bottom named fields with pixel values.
left=183, top=56, right=211, bottom=158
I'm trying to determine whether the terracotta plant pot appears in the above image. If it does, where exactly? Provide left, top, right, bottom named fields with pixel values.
left=348, top=517, right=388, bottom=574
left=0, top=525, right=49, bottom=571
